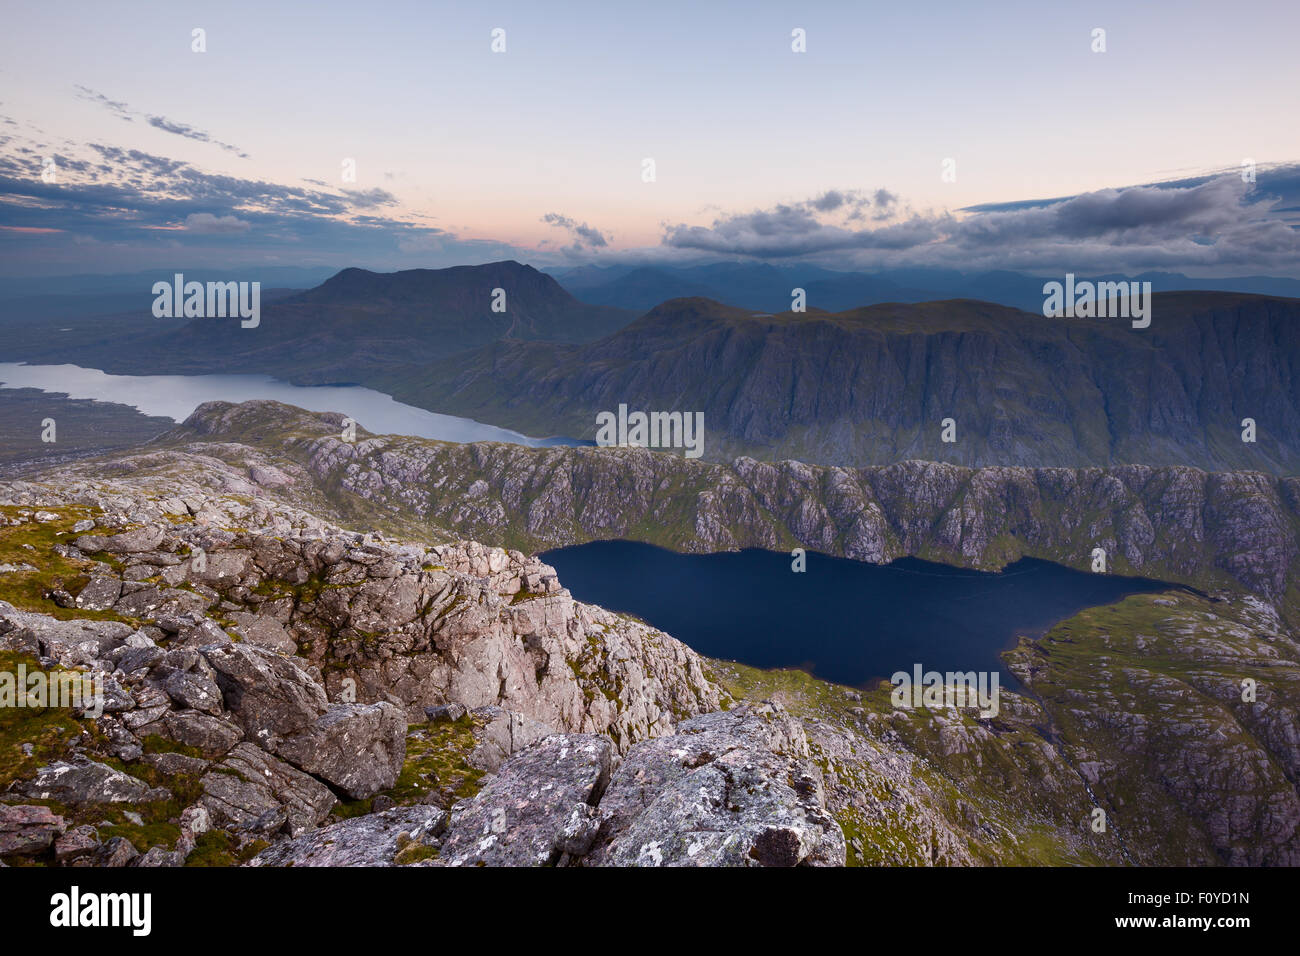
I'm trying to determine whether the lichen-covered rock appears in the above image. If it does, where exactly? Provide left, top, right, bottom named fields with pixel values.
left=148, top=710, right=244, bottom=757
left=202, top=643, right=330, bottom=739
left=464, top=705, right=555, bottom=772
left=198, top=743, right=336, bottom=837
left=437, top=734, right=613, bottom=867
left=52, top=824, right=100, bottom=863
left=0, top=805, right=66, bottom=855
left=74, top=575, right=122, bottom=611
left=589, top=704, right=846, bottom=867
left=15, top=758, right=171, bottom=806
left=271, top=702, right=407, bottom=799
left=250, top=807, right=446, bottom=867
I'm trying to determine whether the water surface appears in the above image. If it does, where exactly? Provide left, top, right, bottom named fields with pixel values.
left=540, top=541, right=1178, bottom=693
left=0, top=362, right=584, bottom=447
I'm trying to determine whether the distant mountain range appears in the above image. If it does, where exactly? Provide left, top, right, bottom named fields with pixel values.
left=0, top=266, right=339, bottom=300
left=4, top=261, right=1299, bottom=473
left=4, top=261, right=630, bottom=382
left=393, top=290, right=1300, bottom=473
left=549, top=262, right=1300, bottom=314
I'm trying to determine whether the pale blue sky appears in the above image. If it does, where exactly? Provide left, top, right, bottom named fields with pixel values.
left=1, top=0, right=1298, bottom=275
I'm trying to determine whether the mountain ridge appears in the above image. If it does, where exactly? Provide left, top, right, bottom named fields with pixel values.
left=1, top=398, right=1295, bottom=866
left=1, top=261, right=632, bottom=384
left=151, top=398, right=1300, bottom=624
left=390, top=290, right=1300, bottom=473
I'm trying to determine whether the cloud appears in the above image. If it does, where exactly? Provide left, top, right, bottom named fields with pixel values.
left=183, top=212, right=250, bottom=234
left=662, top=188, right=922, bottom=257
left=73, top=86, right=133, bottom=121
left=658, top=169, right=1300, bottom=274
left=7, top=92, right=1300, bottom=281
left=76, top=85, right=250, bottom=158
left=145, top=116, right=248, bottom=158
left=541, top=212, right=609, bottom=250
left=342, top=187, right=398, bottom=210
left=0, top=128, right=539, bottom=274
left=664, top=192, right=945, bottom=258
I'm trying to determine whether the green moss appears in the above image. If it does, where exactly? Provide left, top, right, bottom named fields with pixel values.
left=184, top=830, right=269, bottom=867
left=0, top=651, right=86, bottom=791
left=0, top=506, right=138, bottom=624
left=140, top=735, right=205, bottom=760
left=332, top=797, right=375, bottom=820
left=394, top=841, right=438, bottom=865
left=384, top=718, right=485, bottom=807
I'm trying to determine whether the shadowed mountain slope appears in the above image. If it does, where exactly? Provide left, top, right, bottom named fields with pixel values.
left=391, top=291, right=1300, bottom=472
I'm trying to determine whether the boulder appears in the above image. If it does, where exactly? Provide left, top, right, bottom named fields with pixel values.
left=199, top=743, right=336, bottom=837
left=437, top=734, right=612, bottom=867
left=0, top=804, right=66, bottom=856
left=250, top=807, right=446, bottom=867
left=271, top=702, right=407, bottom=800
left=589, top=704, right=845, bottom=867
left=162, top=668, right=225, bottom=716
left=227, top=612, right=297, bottom=655
left=465, top=705, right=555, bottom=772
left=149, top=709, right=244, bottom=757
left=74, top=575, right=122, bottom=611
left=53, top=824, right=100, bottom=863
left=15, top=758, right=171, bottom=806
left=202, top=643, right=329, bottom=738
left=73, top=527, right=164, bottom=554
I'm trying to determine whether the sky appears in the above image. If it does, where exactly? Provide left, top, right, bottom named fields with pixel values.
left=1, top=0, right=1299, bottom=277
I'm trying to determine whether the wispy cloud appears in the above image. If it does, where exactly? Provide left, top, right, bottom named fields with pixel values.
left=542, top=212, right=609, bottom=251
left=182, top=212, right=250, bottom=234
left=75, top=85, right=251, bottom=159
left=0, top=125, right=532, bottom=273
left=73, top=86, right=132, bottom=121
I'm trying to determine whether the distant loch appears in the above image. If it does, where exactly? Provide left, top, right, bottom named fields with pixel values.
left=0, top=362, right=588, bottom=448
left=540, top=541, right=1179, bottom=694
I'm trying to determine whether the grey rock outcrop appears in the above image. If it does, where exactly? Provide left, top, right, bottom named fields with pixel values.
left=437, top=734, right=613, bottom=866
left=199, top=743, right=336, bottom=837
left=271, top=702, right=406, bottom=799
left=16, top=758, right=171, bottom=806
left=250, top=807, right=446, bottom=867
left=0, top=805, right=66, bottom=856
left=590, top=704, right=845, bottom=866
left=260, top=703, right=848, bottom=868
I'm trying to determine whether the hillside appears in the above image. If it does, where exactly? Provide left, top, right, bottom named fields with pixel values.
left=150, top=400, right=1300, bottom=624
left=391, top=291, right=1300, bottom=473
left=1, top=401, right=1295, bottom=866
left=4, top=261, right=632, bottom=384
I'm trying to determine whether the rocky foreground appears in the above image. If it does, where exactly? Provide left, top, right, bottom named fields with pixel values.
left=0, top=402, right=1298, bottom=866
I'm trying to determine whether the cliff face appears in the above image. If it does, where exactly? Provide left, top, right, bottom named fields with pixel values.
left=395, top=292, right=1300, bottom=473
left=164, top=401, right=1300, bottom=617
